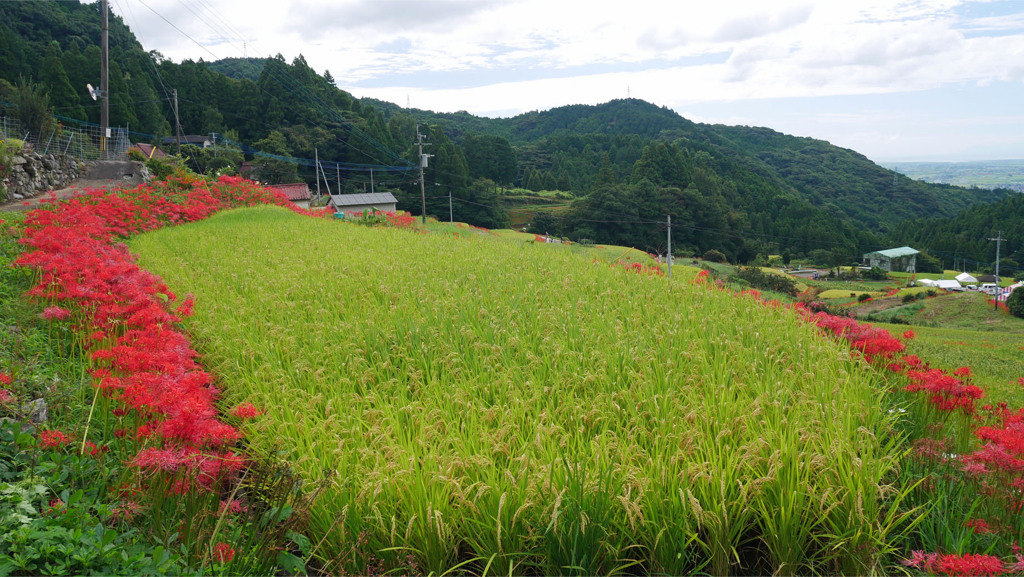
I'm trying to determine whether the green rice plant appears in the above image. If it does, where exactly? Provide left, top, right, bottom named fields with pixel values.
left=130, top=206, right=903, bottom=575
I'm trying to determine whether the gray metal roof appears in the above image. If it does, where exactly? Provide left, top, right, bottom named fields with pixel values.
left=329, top=193, right=397, bottom=206
left=865, top=246, right=919, bottom=258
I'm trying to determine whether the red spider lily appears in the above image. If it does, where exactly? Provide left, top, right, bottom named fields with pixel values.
left=0, top=389, right=12, bottom=404
left=905, top=368, right=984, bottom=414
left=964, top=518, right=995, bottom=534
left=220, top=498, right=249, bottom=516
left=39, top=429, right=71, bottom=448
left=903, top=551, right=1006, bottom=576
left=617, top=261, right=664, bottom=276
left=692, top=269, right=711, bottom=285
left=40, top=305, right=72, bottom=320
left=176, top=295, right=195, bottom=317
left=213, top=542, right=235, bottom=563
left=219, top=499, right=249, bottom=515
left=82, top=441, right=108, bottom=457
left=0, top=372, right=11, bottom=386
left=229, top=402, right=263, bottom=419
left=934, top=553, right=1006, bottom=576
left=12, top=176, right=306, bottom=518
left=903, top=330, right=916, bottom=340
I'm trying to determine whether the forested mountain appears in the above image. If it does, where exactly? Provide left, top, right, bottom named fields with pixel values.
left=0, top=1, right=1015, bottom=263
left=204, top=57, right=267, bottom=82
left=889, top=193, right=1024, bottom=276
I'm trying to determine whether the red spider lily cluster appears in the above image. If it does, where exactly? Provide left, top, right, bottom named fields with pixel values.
left=692, top=269, right=712, bottom=285
left=0, top=372, right=11, bottom=405
left=902, top=551, right=1013, bottom=576
left=213, top=542, right=236, bottom=563
left=14, top=176, right=287, bottom=498
left=229, top=402, right=263, bottom=420
left=39, top=429, right=71, bottom=448
left=802, top=311, right=907, bottom=363
left=784, top=303, right=1024, bottom=573
left=735, top=289, right=783, bottom=308
left=616, top=261, right=664, bottom=276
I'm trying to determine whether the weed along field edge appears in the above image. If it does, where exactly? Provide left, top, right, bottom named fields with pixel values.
left=131, top=205, right=900, bottom=576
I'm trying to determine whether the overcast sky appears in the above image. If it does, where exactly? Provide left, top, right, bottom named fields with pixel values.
left=107, top=0, right=1024, bottom=162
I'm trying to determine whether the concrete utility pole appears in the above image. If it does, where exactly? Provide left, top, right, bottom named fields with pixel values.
left=315, top=148, right=321, bottom=198
left=100, top=0, right=109, bottom=155
left=989, top=231, right=1005, bottom=310
left=416, top=126, right=432, bottom=225
left=172, top=89, right=182, bottom=156
left=667, top=214, right=672, bottom=279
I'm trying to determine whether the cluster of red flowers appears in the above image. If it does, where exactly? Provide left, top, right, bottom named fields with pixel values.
left=617, top=261, right=664, bottom=276
left=902, top=551, right=1013, bottom=576
left=14, top=176, right=285, bottom=490
left=0, top=372, right=11, bottom=405
left=692, top=269, right=712, bottom=285
left=229, top=402, right=263, bottom=420
left=802, top=311, right=907, bottom=363
left=39, top=429, right=71, bottom=448
left=213, top=542, right=236, bottom=563
left=790, top=303, right=1024, bottom=573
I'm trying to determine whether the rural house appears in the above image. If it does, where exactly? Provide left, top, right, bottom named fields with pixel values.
left=161, top=135, right=212, bottom=148
left=863, top=246, right=919, bottom=273
left=328, top=192, right=398, bottom=216
left=272, top=182, right=312, bottom=209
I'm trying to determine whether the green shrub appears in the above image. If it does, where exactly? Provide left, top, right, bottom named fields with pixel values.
left=862, top=267, right=889, bottom=281
left=702, top=249, right=727, bottom=263
left=730, top=266, right=800, bottom=296
left=1007, top=288, right=1024, bottom=319
left=858, top=293, right=872, bottom=302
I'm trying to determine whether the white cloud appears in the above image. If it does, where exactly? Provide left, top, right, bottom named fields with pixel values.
left=105, top=0, right=1024, bottom=159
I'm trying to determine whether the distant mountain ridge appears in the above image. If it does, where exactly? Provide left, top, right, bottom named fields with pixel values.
left=0, top=1, right=1012, bottom=259
left=387, top=99, right=1008, bottom=232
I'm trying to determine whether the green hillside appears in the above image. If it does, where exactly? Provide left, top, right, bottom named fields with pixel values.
left=0, top=1, right=1011, bottom=262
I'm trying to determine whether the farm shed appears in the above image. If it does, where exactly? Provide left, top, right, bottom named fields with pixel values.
left=863, top=246, right=919, bottom=273
left=328, top=192, right=398, bottom=215
left=271, top=183, right=312, bottom=209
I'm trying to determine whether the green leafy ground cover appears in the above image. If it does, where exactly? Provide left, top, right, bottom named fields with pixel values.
left=130, top=205, right=900, bottom=576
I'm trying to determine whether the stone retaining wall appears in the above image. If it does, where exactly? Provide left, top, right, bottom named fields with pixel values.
left=1, top=152, right=83, bottom=202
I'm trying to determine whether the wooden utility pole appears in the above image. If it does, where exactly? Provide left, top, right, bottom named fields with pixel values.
left=100, top=0, right=109, bottom=155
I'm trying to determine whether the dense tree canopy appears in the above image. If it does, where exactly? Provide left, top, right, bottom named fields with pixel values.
left=1, top=1, right=1014, bottom=249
